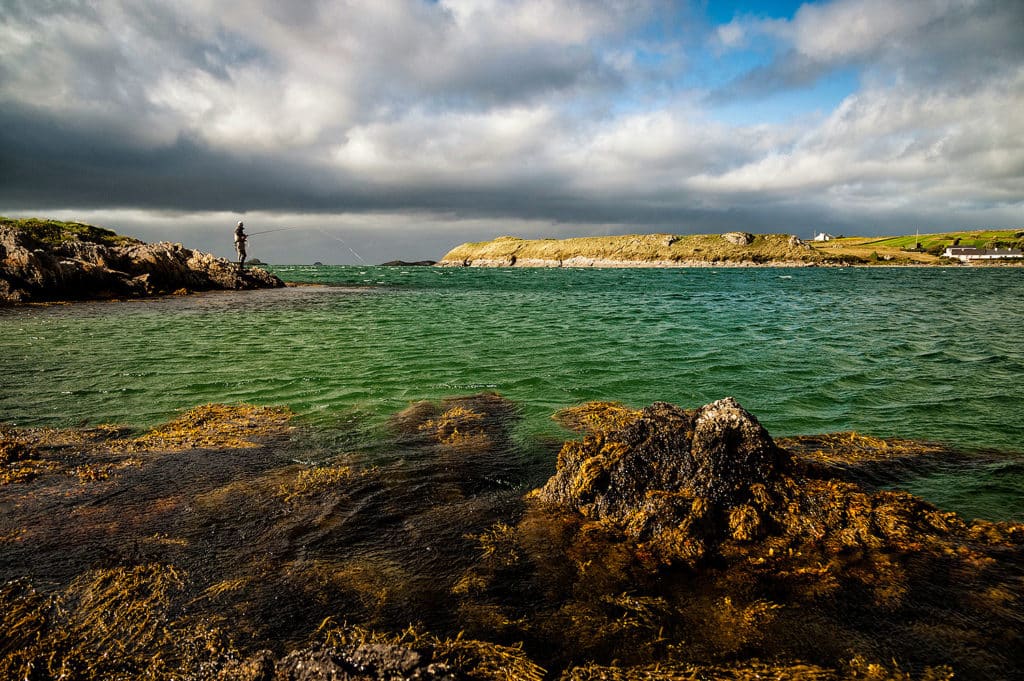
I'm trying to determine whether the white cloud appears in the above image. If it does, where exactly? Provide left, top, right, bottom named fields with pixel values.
left=690, top=68, right=1024, bottom=210
left=788, top=0, right=962, bottom=62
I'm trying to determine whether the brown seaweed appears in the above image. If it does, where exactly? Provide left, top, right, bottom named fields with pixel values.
left=2, top=397, right=1022, bottom=680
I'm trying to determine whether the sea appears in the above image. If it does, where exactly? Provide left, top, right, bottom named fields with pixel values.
left=2, top=265, right=1022, bottom=521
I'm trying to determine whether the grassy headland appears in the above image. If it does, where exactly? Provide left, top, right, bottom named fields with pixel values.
left=438, top=229, right=1024, bottom=267
left=1, top=217, right=142, bottom=247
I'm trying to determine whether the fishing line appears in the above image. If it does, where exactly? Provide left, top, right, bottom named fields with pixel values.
left=315, top=226, right=367, bottom=263
left=242, top=225, right=367, bottom=263
left=246, top=226, right=301, bottom=236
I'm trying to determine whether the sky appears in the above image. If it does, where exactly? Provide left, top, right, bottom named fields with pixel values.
left=1, top=0, right=1022, bottom=264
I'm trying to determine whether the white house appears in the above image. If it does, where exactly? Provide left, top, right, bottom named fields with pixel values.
left=813, top=232, right=834, bottom=242
left=943, top=246, right=1024, bottom=262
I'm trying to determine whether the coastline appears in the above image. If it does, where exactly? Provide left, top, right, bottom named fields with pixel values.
left=436, top=256, right=939, bottom=268
left=0, top=218, right=285, bottom=306
left=436, top=230, right=1024, bottom=269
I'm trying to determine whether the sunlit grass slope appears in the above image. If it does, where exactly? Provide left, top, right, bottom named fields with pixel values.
left=0, top=217, right=141, bottom=247
left=440, top=229, right=1024, bottom=266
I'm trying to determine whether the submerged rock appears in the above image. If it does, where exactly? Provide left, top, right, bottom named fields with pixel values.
left=390, top=392, right=520, bottom=450
left=0, top=219, right=284, bottom=304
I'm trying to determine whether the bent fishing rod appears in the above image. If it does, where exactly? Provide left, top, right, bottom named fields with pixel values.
left=245, top=226, right=301, bottom=236
left=242, top=225, right=367, bottom=262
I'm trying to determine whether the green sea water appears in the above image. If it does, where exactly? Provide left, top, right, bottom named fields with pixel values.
left=2, top=265, right=1022, bottom=519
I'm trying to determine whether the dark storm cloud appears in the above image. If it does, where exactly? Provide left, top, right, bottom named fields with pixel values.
left=0, top=0, right=1022, bottom=263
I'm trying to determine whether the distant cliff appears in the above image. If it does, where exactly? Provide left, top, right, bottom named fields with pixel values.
left=437, top=232, right=837, bottom=268
left=0, top=218, right=284, bottom=304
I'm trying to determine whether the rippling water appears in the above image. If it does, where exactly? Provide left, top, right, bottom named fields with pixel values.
left=2, top=266, right=1023, bottom=518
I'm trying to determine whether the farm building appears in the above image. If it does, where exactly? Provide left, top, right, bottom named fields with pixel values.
left=943, top=246, right=1023, bottom=262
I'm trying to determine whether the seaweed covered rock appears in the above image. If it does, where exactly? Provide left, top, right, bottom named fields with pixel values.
left=0, top=219, right=284, bottom=304
left=390, top=392, right=521, bottom=454
left=552, top=401, right=641, bottom=435
left=536, top=398, right=789, bottom=562
left=453, top=399, right=1024, bottom=677
left=1, top=564, right=540, bottom=681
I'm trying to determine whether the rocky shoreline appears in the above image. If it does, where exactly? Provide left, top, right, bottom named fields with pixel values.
left=0, top=218, right=284, bottom=305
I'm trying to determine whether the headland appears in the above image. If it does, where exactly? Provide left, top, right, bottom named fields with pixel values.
left=438, top=230, right=1024, bottom=268
left=0, top=217, right=284, bottom=305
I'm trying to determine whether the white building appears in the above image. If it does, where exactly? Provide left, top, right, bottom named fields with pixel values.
left=813, top=232, right=834, bottom=242
left=943, top=246, right=1023, bottom=262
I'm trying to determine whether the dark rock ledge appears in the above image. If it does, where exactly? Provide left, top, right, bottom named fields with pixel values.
left=1, top=218, right=284, bottom=304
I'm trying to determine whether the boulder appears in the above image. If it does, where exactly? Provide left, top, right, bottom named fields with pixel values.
left=538, top=398, right=786, bottom=514
left=536, top=398, right=790, bottom=561
left=722, top=232, right=754, bottom=246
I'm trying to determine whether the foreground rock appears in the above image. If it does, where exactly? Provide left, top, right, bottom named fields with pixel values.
left=456, top=398, right=1023, bottom=678
left=0, top=218, right=284, bottom=304
left=2, top=396, right=1022, bottom=680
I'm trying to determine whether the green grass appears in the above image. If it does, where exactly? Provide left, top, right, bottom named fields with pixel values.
left=848, top=230, right=1024, bottom=251
left=0, top=217, right=140, bottom=247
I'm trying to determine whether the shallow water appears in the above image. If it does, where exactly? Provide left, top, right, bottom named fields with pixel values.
left=3, top=266, right=1024, bottom=679
left=2, top=266, right=1023, bottom=519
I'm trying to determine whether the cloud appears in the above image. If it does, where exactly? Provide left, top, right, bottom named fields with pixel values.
left=716, top=0, right=1024, bottom=94
left=0, top=0, right=1022, bottom=263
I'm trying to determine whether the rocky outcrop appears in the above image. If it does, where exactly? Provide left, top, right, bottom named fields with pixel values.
left=0, top=223, right=284, bottom=304
left=531, top=397, right=1019, bottom=566
left=452, top=399, right=1023, bottom=676
left=536, top=398, right=793, bottom=563
left=722, top=231, right=754, bottom=245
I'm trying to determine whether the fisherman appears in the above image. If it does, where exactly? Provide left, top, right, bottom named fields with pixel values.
left=234, top=221, right=247, bottom=269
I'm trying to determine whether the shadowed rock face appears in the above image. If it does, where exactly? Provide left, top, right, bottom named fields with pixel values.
left=0, top=225, right=283, bottom=303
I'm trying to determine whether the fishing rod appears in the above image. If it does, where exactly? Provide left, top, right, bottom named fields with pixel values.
left=245, top=226, right=301, bottom=236
left=241, top=224, right=367, bottom=263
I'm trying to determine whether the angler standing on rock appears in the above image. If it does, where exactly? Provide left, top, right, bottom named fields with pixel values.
left=234, top=221, right=247, bottom=269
